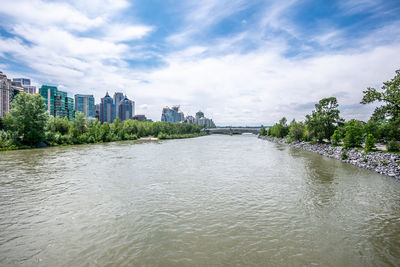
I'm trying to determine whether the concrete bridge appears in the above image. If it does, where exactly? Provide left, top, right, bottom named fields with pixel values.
left=204, top=127, right=266, bottom=135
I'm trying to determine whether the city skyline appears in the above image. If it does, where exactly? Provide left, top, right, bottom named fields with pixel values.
left=0, top=0, right=399, bottom=125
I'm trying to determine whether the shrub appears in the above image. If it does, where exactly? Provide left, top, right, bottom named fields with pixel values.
left=341, top=149, right=349, bottom=160
left=330, top=129, right=342, bottom=146
left=365, top=134, right=375, bottom=152
left=387, top=140, right=400, bottom=152
left=343, top=120, right=363, bottom=148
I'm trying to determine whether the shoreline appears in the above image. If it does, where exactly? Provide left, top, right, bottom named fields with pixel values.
left=259, top=136, right=400, bottom=180
left=0, top=133, right=207, bottom=152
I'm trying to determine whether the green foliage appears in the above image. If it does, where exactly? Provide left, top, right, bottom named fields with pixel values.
left=387, top=140, right=400, bottom=152
left=289, top=119, right=305, bottom=141
left=305, top=97, right=343, bottom=142
left=361, top=69, right=400, bottom=122
left=260, top=127, right=267, bottom=136
left=0, top=130, right=18, bottom=150
left=7, top=92, right=48, bottom=146
left=365, top=134, right=375, bottom=152
left=269, top=117, right=289, bottom=138
left=330, top=129, right=342, bottom=146
left=341, top=149, right=348, bottom=160
left=343, top=120, right=364, bottom=148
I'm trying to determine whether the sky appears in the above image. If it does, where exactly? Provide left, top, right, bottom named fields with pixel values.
left=0, top=0, right=399, bottom=126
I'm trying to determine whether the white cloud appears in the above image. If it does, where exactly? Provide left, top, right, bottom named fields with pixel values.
left=104, top=24, right=154, bottom=42
left=0, top=0, right=399, bottom=126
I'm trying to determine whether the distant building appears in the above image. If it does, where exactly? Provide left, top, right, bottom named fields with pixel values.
left=12, top=78, right=30, bottom=86
left=75, top=94, right=95, bottom=118
left=186, top=110, right=215, bottom=127
left=95, top=104, right=100, bottom=120
left=118, top=95, right=134, bottom=121
left=133, top=114, right=147, bottom=122
left=185, top=115, right=195, bottom=124
left=11, top=81, right=24, bottom=101
left=12, top=78, right=36, bottom=94
left=113, top=92, right=124, bottom=119
left=0, top=71, right=12, bottom=117
left=161, top=105, right=184, bottom=123
left=39, top=85, right=74, bottom=120
left=100, top=92, right=115, bottom=123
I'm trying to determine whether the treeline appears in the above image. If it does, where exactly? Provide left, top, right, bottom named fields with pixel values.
left=260, top=69, right=400, bottom=152
left=0, top=93, right=203, bottom=150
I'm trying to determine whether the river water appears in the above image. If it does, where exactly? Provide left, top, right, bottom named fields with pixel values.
left=0, top=135, right=399, bottom=266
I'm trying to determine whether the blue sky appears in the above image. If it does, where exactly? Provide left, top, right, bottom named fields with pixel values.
left=0, top=0, right=399, bottom=125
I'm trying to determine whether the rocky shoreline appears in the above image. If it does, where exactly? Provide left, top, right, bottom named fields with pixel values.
left=259, top=136, right=400, bottom=180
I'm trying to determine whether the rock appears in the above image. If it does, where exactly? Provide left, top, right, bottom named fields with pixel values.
left=258, top=136, right=400, bottom=180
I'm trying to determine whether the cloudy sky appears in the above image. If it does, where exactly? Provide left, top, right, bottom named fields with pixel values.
left=0, top=0, right=399, bottom=125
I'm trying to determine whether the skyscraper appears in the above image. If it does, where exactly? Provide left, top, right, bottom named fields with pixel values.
left=118, top=95, right=134, bottom=121
left=100, top=92, right=115, bottom=123
left=0, top=71, right=12, bottom=117
left=74, top=94, right=95, bottom=118
left=39, top=85, right=74, bottom=120
left=161, top=105, right=185, bottom=123
left=113, top=92, right=124, bottom=119
left=12, top=78, right=36, bottom=94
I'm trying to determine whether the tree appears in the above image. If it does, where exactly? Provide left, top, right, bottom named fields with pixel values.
left=305, top=97, right=343, bottom=142
left=260, top=127, right=267, bottom=136
left=330, top=129, right=342, bottom=146
left=365, top=134, right=375, bottom=152
left=269, top=117, right=289, bottom=138
left=361, top=69, right=400, bottom=122
left=289, top=119, right=305, bottom=141
left=9, top=93, right=48, bottom=146
left=343, top=120, right=364, bottom=148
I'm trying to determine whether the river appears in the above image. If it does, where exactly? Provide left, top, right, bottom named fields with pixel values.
left=0, top=135, right=399, bottom=266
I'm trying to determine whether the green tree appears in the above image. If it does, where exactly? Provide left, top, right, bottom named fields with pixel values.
left=306, top=97, right=343, bottom=142
left=365, top=134, right=375, bottom=152
left=260, top=127, right=267, bottom=136
left=361, top=69, right=400, bottom=122
left=289, top=119, right=305, bottom=141
left=343, top=120, right=364, bottom=148
left=330, top=129, right=342, bottom=146
left=9, top=93, right=48, bottom=146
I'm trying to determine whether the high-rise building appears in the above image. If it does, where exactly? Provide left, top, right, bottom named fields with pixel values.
left=12, top=78, right=30, bottom=86
left=187, top=110, right=216, bottom=127
left=118, top=95, right=134, bottom=121
left=12, top=78, right=36, bottom=94
left=74, top=94, right=95, bottom=118
left=161, top=105, right=185, bottom=123
left=113, top=92, right=124, bottom=119
left=0, top=71, right=12, bottom=117
left=100, top=92, right=115, bottom=123
left=39, top=85, right=74, bottom=120
left=95, top=104, right=100, bottom=120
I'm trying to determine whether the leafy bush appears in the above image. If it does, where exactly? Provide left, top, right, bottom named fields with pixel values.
left=387, top=140, right=400, bottom=152
left=343, top=120, right=364, bottom=148
left=341, top=149, right=348, bottom=160
left=330, top=129, right=342, bottom=146
left=365, top=134, right=375, bottom=152
left=289, top=120, right=305, bottom=141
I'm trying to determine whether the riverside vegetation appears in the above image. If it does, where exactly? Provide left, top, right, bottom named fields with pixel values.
left=0, top=93, right=204, bottom=151
left=259, top=69, right=400, bottom=178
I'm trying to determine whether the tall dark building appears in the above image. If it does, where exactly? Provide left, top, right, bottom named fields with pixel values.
left=118, top=95, right=134, bottom=121
left=100, top=92, right=115, bottom=123
left=113, top=92, right=124, bottom=119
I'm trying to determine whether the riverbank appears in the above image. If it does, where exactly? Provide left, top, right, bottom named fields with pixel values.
left=0, top=132, right=207, bottom=152
left=259, top=136, right=400, bottom=179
